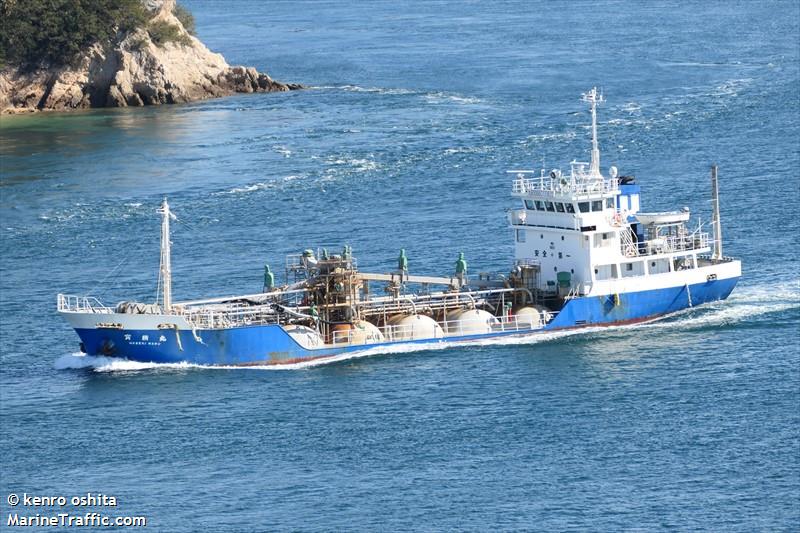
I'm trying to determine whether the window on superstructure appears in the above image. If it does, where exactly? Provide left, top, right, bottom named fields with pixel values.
left=566, top=203, right=575, bottom=213
left=606, top=197, right=614, bottom=209
left=592, top=200, right=603, bottom=211
left=545, top=202, right=556, bottom=212
left=555, top=202, right=565, bottom=213
left=535, top=200, right=545, bottom=210
left=525, top=200, right=535, bottom=210
left=578, top=202, right=590, bottom=213
left=516, top=229, right=526, bottom=243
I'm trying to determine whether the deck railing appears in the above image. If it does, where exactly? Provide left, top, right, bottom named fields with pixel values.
left=57, top=294, right=114, bottom=314
left=179, top=301, right=282, bottom=329
left=58, top=292, right=554, bottom=342
left=635, top=232, right=711, bottom=257
left=331, top=313, right=556, bottom=346
left=512, top=176, right=618, bottom=196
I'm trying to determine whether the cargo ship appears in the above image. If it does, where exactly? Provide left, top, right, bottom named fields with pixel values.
left=57, top=88, right=741, bottom=366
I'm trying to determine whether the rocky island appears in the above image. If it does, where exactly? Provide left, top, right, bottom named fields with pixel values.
left=0, top=0, right=300, bottom=114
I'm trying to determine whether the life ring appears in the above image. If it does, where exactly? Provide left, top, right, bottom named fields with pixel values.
left=612, top=212, right=623, bottom=225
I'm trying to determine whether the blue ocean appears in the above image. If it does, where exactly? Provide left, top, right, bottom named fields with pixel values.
left=1, top=0, right=798, bottom=530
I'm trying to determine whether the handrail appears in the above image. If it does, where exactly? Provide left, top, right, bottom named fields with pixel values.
left=57, top=286, right=541, bottom=333
left=57, top=294, right=114, bottom=313
left=331, top=313, right=558, bottom=346
left=512, top=176, right=618, bottom=196
left=637, top=232, right=710, bottom=257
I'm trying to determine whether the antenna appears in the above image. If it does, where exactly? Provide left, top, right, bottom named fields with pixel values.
left=581, top=87, right=604, bottom=178
left=157, top=198, right=173, bottom=312
left=710, top=165, right=723, bottom=260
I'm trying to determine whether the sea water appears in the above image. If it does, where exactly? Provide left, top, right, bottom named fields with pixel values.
left=1, top=1, right=798, bottom=530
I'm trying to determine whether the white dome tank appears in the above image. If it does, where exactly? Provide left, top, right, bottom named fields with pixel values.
left=284, top=325, right=324, bottom=349
left=514, top=305, right=552, bottom=328
left=386, top=314, right=407, bottom=326
left=513, top=307, right=542, bottom=329
left=388, top=314, right=444, bottom=341
left=444, top=309, right=499, bottom=335
left=349, top=320, right=385, bottom=345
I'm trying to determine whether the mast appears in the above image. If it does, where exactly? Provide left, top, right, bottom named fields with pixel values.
left=158, top=197, right=173, bottom=312
left=582, top=87, right=604, bottom=178
left=711, top=165, right=723, bottom=260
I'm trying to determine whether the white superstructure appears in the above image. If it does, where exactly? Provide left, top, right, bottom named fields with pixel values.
left=507, top=87, right=740, bottom=300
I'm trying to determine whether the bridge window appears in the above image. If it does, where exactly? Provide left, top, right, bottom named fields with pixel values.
left=545, top=202, right=556, bottom=212
left=555, top=202, right=565, bottom=213
left=566, top=203, right=575, bottom=213
left=535, top=200, right=545, bottom=210
left=525, top=200, right=535, bottom=209
left=578, top=202, right=590, bottom=213
left=592, top=200, right=603, bottom=211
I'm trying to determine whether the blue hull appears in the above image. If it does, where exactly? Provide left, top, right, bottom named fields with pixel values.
left=74, top=276, right=739, bottom=366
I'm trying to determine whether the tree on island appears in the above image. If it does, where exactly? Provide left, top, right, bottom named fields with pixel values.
left=0, top=0, right=299, bottom=113
left=0, top=0, right=196, bottom=69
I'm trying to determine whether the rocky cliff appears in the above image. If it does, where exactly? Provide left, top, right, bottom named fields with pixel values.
left=0, top=0, right=300, bottom=114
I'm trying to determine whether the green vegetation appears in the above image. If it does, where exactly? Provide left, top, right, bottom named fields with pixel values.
left=0, top=0, right=199, bottom=69
left=173, top=3, right=196, bottom=35
left=147, top=20, right=192, bottom=47
left=0, top=0, right=147, bottom=69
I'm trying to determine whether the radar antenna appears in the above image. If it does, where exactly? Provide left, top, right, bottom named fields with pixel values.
left=582, top=87, right=604, bottom=178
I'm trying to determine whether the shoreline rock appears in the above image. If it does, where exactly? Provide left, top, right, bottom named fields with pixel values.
left=0, top=0, right=300, bottom=114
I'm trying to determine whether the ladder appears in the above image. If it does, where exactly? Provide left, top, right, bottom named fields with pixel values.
left=620, top=228, right=637, bottom=257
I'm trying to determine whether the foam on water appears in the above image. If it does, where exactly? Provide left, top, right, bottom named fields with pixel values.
left=421, top=92, right=483, bottom=105
left=55, top=352, right=216, bottom=373
left=218, top=175, right=305, bottom=195
left=635, top=281, right=799, bottom=333
left=311, top=85, right=483, bottom=106
left=312, top=84, right=417, bottom=95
